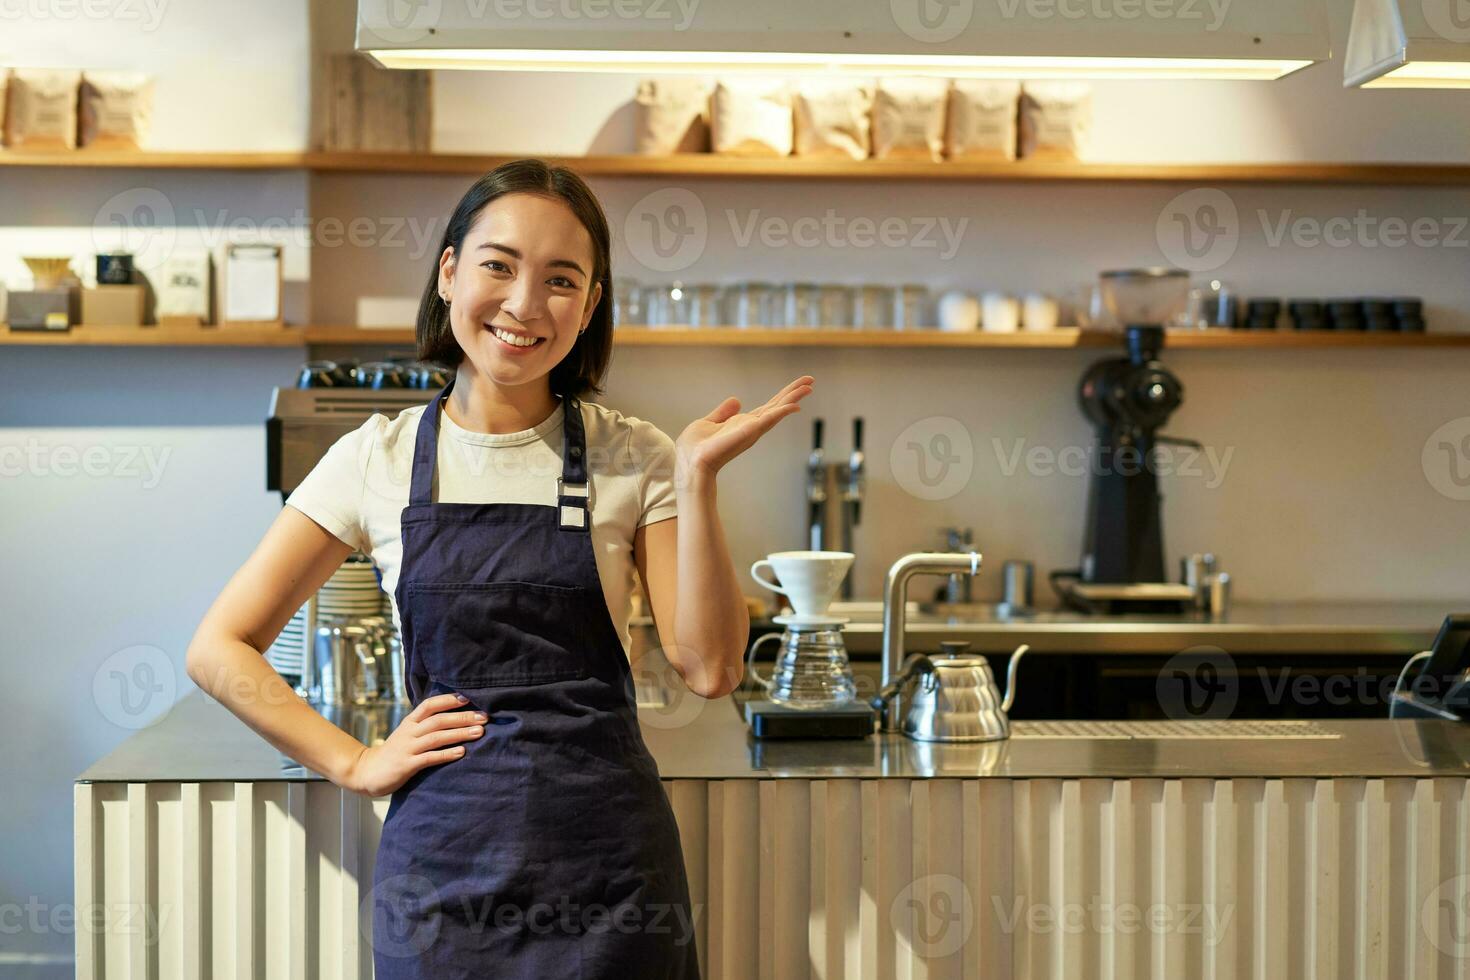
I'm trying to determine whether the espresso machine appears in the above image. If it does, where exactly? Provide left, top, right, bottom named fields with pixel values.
left=1055, top=269, right=1201, bottom=614
left=267, top=359, right=445, bottom=497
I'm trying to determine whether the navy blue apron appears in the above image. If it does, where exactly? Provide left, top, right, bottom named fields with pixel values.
left=370, top=381, right=700, bottom=979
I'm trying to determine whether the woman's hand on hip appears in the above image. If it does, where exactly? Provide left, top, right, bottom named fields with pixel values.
left=344, top=693, right=485, bottom=797
left=675, top=375, right=814, bottom=484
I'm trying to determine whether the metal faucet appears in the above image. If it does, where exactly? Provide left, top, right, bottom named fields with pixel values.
left=877, top=551, right=983, bottom=733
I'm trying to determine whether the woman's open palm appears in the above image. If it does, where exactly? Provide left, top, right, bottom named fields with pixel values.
left=676, top=375, right=814, bottom=480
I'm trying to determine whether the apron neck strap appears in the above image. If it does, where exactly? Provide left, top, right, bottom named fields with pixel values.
left=409, top=382, right=451, bottom=506
left=557, top=395, right=590, bottom=531
left=407, top=378, right=589, bottom=525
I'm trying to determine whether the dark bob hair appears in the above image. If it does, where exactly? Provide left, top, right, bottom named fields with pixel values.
left=416, top=159, right=614, bottom=400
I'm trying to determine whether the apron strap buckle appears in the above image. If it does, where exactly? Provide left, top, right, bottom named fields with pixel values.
left=557, top=477, right=590, bottom=531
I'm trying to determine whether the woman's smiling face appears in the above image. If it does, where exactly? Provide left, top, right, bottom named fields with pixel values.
left=438, top=192, right=603, bottom=389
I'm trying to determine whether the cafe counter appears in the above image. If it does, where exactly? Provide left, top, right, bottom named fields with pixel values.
left=75, top=690, right=1470, bottom=979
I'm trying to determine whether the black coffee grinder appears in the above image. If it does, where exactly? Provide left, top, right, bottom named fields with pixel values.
left=1056, top=269, right=1200, bottom=614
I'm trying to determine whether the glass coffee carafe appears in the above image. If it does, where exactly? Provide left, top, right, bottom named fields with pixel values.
left=745, top=622, right=857, bottom=709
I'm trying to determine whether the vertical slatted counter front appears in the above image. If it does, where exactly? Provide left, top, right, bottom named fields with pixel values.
left=76, top=770, right=1470, bottom=978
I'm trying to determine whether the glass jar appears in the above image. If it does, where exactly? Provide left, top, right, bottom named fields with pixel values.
left=612, top=277, right=644, bottom=326
left=724, top=281, right=777, bottom=328
left=817, top=284, right=854, bottom=329
left=894, top=284, right=930, bottom=330
left=687, top=283, right=723, bottom=327
left=1175, top=279, right=1236, bottom=329
left=1068, top=282, right=1117, bottom=331
left=782, top=282, right=821, bottom=329
left=853, top=285, right=895, bottom=329
left=645, top=281, right=691, bottom=327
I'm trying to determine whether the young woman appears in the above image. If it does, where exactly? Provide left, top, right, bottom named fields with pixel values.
left=186, top=159, right=812, bottom=977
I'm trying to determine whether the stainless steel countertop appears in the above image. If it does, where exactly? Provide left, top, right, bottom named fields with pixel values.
left=78, top=690, right=1470, bottom=783
left=707, top=600, right=1455, bottom=655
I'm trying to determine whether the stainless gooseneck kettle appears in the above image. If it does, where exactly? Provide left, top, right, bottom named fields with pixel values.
left=874, top=640, right=1029, bottom=742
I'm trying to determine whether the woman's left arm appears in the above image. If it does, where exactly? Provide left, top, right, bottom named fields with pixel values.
left=635, top=376, right=814, bottom=699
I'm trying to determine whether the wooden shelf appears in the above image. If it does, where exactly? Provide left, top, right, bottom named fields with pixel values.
left=0, top=150, right=309, bottom=170
left=8, top=324, right=1468, bottom=349
left=304, top=156, right=1470, bottom=185
left=1156, top=330, right=1468, bottom=349
left=4, top=150, right=1470, bottom=185
left=305, top=326, right=1470, bottom=349
left=0, top=325, right=306, bottom=347
left=304, top=326, right=1095, bottom=347
left=303, top=326, right=415, bottom=345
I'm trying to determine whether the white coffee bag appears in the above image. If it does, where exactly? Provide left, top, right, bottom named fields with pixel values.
left=634, top=77, right=710, bottom=155
left=872, top=77, right=948, bottom=162
left=946, top=80, right=1020, bottom=161
left=80, top=71, right=154, bottom=150
left=793, top=78, right=873, bottom=160
left=6, top=68, right=81, bottom=149
left=1020, top=82, right=1092, bottom=161
left=711, top=79, right=792, bottom=157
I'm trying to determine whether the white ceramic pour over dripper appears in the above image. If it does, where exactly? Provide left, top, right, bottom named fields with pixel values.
left=749, top=550, right=854, bottom=620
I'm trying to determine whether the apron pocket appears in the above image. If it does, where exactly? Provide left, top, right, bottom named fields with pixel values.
left=406, top=581, right=592, bottom=687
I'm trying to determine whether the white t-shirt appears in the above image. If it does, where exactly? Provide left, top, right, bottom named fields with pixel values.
left=285, top=398, right=679, bottom=659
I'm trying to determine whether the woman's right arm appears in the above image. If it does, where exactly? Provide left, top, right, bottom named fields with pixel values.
left=185, top=506, right=484, bottom=796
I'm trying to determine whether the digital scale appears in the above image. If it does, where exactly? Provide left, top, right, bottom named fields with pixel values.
left=742, top=698, right=875, bottom=739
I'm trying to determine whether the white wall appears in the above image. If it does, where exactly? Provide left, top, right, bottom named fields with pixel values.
left=429, top=4, right=1470, bottom=164
left=3, top=0, right=1470, bottom=972
left=1, top=5, right=312, bottom=973
left=435, top=67, right=1470, bottom=162
left=0, top=353, right=298, bottom=978
left=0, top=0, right=311, bottom=151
